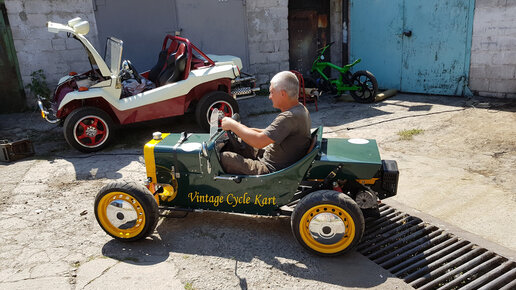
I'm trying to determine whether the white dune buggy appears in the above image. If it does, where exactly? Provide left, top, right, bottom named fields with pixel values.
left=38, top=18, right=257, bottom=152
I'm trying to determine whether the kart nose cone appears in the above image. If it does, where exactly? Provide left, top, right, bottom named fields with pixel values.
left=153, top=132, right=162, bottom=140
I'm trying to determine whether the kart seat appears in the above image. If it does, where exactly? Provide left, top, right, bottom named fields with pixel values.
left=159, top=43, right=187, bottom=86
left=306, top=132, right=317, bottom=154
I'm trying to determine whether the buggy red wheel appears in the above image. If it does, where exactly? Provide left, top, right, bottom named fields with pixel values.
left=64, top=107, right=114, bottom=152
left=208, top=100, right=233, bottom=119
left=74, top=115, right=108, bottom=147
left=195, top=91, right=239, bottom=131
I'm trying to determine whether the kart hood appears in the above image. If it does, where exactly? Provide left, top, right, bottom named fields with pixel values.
left=146, top=132, right=213, bottom=183
left=308, top=137, right=383, bottom=180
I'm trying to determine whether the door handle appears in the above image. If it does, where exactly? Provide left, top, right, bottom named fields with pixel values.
left=403, top=30, right=412, bottom=37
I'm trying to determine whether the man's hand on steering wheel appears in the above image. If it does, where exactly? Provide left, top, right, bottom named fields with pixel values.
left=221, top=116, right=246, bottom=151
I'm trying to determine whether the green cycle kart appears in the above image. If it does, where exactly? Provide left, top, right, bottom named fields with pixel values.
left=94, top=112, right=399, bottom=256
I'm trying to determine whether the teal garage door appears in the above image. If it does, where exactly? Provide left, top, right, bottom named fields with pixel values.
left=349, top=0, right=475, bottom=96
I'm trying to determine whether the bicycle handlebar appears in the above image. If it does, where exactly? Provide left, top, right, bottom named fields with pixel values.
left=316, top=41, right=335, bottom=54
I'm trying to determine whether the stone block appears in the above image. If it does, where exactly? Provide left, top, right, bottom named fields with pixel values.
left=492, top=51, right=516, bottom=65
left=278, top=40, right=289, bottom=52
left=278, top=62, right=289, bottom=71
left=498, top=36, right=516, bottom=50
left=468, top=78, right=489, bottom=92
left=268, top=51, right=288, bottom=63
left=267, top=30, right=288, bottom=41
left=67, top=0, right=95, bottom=13
left=485, top=65, right=515, bottom=79
left=253, top=63, right=279, bottom=75
left=249, top=51, right=268, bottom=64
left=478, top=91, right=506, bottom=98
left=9, top=25, right=30, bottom=40
left=26, top=13, right=47, bottom=28
left=65, top=37, right=83, bottom=50
left=256, top=0, right=279, bottom=9
left=51, top=38, right=67, bottom=51
left=469, top=65, right=487, bottom=80
left=470, top=51, right=493, bottom=66
left=259, top=42, right=275, bottom=53
left=475, top=0, right=508, bottom=9
left=24, top=1, right=53, bottom=14
left=489, top=79, right=516, bottom=93
left=4, top=1, right=24, bottom=14
left=269, top=7, right=288, bottom=19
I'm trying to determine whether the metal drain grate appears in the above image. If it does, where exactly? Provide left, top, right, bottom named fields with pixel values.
left=358, top=204, right=516, bottom=289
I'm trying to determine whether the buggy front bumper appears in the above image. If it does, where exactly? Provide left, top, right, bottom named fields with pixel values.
left=231, top=74, right=259, bottom=100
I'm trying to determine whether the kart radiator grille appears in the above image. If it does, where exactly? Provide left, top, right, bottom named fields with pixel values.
left=358, top=203, right=516, bottom=289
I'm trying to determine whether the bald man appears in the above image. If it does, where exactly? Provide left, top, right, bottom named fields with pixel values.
left=220, top=71, right=311, bottom=175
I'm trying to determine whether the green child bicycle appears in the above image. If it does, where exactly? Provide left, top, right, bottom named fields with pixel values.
left=308, top=42, right=378, bottom=103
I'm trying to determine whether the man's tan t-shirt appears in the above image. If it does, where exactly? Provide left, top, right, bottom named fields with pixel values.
left=261, top=103, right=311, bottom=171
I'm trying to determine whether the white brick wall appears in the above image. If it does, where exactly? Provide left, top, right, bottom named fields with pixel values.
left=5, top=0, right=99, bottom=106
left=469, top=0, right=516, bottom=98
left=246, top=0, right=290, bottom=89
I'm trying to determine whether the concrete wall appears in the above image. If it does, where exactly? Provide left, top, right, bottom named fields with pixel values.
left=245, top=0, right=290, bottom=89
left=5, top=0, right=99, bottom=106
left=469, top=0, right=516, bottom=98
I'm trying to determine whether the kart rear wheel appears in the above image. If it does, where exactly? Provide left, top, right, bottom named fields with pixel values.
left=63, top=107, right=114, bottom=152
left=195, top=91, right=239, bottom=131
left=291, top=190, right=365, bottom=256
left=95, top=181, right=159, bottom=242
left=349, top=70, right=378, bottom=103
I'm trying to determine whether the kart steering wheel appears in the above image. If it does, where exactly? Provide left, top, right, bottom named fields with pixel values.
left=225, top=113, right=246, bottom=151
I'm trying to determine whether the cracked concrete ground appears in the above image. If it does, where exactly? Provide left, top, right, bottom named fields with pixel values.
left=0, top=93, right=514, bottom=289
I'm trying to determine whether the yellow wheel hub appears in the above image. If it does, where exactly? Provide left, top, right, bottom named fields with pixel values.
left=97, top=191, right=146, bottom=239
left=299, top=204, right=356, bottom=254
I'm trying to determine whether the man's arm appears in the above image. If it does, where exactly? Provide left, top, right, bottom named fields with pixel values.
left=221, top=117, right=273, bottom=149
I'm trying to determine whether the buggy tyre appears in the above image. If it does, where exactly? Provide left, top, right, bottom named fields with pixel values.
left=349, top=70, right=378, bottom=103
left=195, top=91, right=239, bottom=131
left=291, top=190, right=365, bottom=256
left=95, top=181, right=159, bottom=242
left=63, top=107, right=114, bottom=152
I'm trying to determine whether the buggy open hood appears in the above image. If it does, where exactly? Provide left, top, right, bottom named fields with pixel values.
left=47, top=18, right=112, bottom=77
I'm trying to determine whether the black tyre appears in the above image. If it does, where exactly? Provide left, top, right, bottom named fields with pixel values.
left=94, top=181, right=159, bottom=242
left=349, top=70, right=378, bottom=103
left=63, top=107, right=114, bottom=152
left=291, top=190, right=365, bottom=256
left=195, top=91, right=239, bottom=131
left=303, top=75, right=318, bottom=89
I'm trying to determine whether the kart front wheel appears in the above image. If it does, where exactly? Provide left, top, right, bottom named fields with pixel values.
left=95, top=181, right=159, bottom=242
left=195, top=91, right=239, bottom=131
left=63, top=107, right=114, bottom=152
left=349, top=70, right=378, bottom=103
left=291, top=190, right=365, bottom=256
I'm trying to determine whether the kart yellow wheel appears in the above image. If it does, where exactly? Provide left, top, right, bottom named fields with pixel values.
left=95, top=182, right=158, bottom=241
left=292, top=190, right=364, bottom=256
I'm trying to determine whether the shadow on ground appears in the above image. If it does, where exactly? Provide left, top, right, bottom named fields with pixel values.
left=101, top=211, right=391, bottom=288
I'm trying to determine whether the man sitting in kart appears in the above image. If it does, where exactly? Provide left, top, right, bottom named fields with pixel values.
left=220, top=71, right=311, bottom=175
